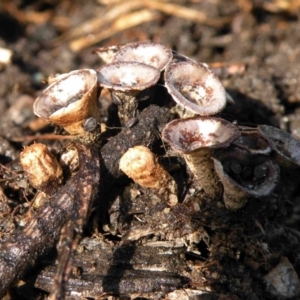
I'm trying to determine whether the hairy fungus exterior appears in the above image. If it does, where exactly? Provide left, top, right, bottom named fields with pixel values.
left=162, top=117, right=240, bottom=199
left=33, top=69, right=101, bottom=143
left=113, top=41, right=173, bottom=71
left=20, top=143, right=63, bottom=194
left=97, top=61, right=160, bottom=124
left=119, top=145, right=178, bottom=206
left=263, top=257, right=300, bottom=298
left=258, top=125, right=300, bottom=168
left=164, top=61, right=227, bottom=116
left=213, top=147, right=280, bottom=210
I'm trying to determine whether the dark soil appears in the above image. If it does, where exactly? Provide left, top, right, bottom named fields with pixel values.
left=1, top=1, right=300, bottom=299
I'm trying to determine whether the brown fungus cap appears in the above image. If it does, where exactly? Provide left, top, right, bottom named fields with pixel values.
left=33, top=69, right=100, bottom=141
left=164, top=61, right=227, bottom=116
left=162, top=116, right=240, bottom=154
left=97, top=61, right=160, bottom=92
left=113, top=41, right=173, bottom=71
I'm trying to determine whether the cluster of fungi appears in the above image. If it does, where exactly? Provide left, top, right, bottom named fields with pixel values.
left=1, top=41, right=300, bottom=299
left=33, top=41, right=300, bottom=210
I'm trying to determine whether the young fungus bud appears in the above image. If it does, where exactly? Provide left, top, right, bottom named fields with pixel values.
left=119, top=145, right=178, bottom=206
left=20, top=143, right=63, bottom=194
left=33, top=69, right=101, bottom=143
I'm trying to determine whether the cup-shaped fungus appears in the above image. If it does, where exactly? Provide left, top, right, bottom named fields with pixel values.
left=257, top=125, right=300, bottom=168
left=119, top=145, right=178, bottom=206
left=20, top=143, right=63, bottom=194
left=113, top=41, right=173, bottom=71
left=164, top=61, right=227, bottom=117
left=33, top=69, right=101, bottom=143
left=162, top=117, right=240, bottom=199
left=213, top=147, right=280, bottom=210
left=97, top=61, right=160, bottom=125
left=233, top=127, right=272, bottom=155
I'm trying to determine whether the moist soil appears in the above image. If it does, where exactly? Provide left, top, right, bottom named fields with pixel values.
left=1, top=1, right=300, bottom=299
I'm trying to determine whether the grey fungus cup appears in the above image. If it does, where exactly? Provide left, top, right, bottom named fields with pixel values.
left=258, top=125, right=300, bottom=168
left=233, top=127, right=272, bottom=155
left=213, top=147, right=280, bottom=210
left=162, top=116, right=240, bottom=199
left=164, top=61, right=227, bottom=116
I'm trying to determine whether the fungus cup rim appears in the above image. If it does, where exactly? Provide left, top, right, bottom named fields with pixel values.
left=164, top=61, right=227, bottom=116
left=97, top=61, right=160, bottom=91
left=162, top=116, right=240, bottom=154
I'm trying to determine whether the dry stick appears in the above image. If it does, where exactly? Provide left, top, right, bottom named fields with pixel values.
left=142, top=1, right=207, bottom=23
left=0, top=143, right=100, bottom=298
left=10, top=134, right=73, bottom=142
left=69, top=1, right=231, bottom=52
left=49, top=143, right=100, bottom=300
left=52, top=1, right=143, bottom=46
left=70, top=9, right=160, bottom=52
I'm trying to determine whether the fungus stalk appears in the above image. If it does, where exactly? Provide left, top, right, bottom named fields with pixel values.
left=119, top=145, right=178, bottom=206
left=162, top=117, right=240, bottom=199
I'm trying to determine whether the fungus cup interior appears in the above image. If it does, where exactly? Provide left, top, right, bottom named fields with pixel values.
left=34, top=69, right=97, bottom=118
left=165, top=61, right=227, bottom=115
left=162, top=117, right=240, bottom=153
left=97, top=61, right=160, bottom=91
left=113, top=42, right=172, bottom=71
left=214, top=148, right=280, bottom=195
left=234, top=130, right=271, bottom=154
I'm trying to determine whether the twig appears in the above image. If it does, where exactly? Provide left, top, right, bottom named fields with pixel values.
left=10, top=134, right=73, bottom=142
left=52, top=1, right=143, bottom=46
left=69, top=9, right=160, bottom=52
left=0, top=143, right=100, bottom=298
